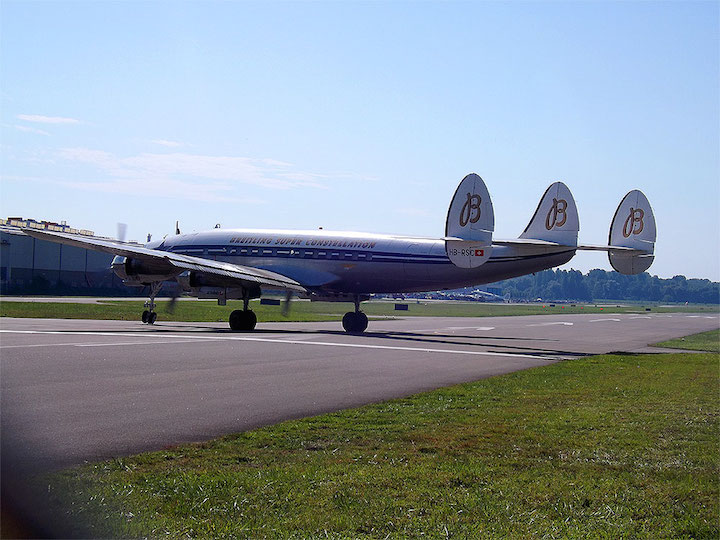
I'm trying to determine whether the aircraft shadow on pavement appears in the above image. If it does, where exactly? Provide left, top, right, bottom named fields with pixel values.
left=63, top=323, right=591, bottom=359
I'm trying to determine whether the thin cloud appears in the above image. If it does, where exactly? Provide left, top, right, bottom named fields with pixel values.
left=13, top=125, right=50, bottom=136
left=55, top=148, right=365, bottom=200
left=17, top=114, right=80, bottom=124
left=149, top=139, right=184, bottom=148
left=60, top=176, right=265, bottom=204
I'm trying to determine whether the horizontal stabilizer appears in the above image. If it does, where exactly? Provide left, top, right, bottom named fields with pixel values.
left=576, top=244, right=644, bottom=253
left=494, top=238, right=565, bottom=248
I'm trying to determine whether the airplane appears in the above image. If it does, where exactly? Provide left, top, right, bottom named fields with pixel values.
left=24, top=174, right=656, bottom=333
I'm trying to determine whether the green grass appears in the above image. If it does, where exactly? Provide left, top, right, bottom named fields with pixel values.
left=655, top=329, right=720, bottom=353
left=37, top=348, right=719, bottom=538
left=1, top=298, right=716, bottom=323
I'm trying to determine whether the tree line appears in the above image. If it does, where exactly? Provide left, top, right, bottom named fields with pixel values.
left=487, top=269, right=719, bottom=304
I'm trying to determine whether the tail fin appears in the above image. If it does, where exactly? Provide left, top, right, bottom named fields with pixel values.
left=519, top=182, right=579, bottom=246
left=445, top=173, right=494, bottom=268
left=608, top=190, right=656, bottom=274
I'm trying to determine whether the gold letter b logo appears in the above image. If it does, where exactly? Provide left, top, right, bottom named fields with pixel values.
left=459, top=193, right=482, bottom=227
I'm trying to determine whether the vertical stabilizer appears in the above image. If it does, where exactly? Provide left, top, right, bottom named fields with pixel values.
left=519, top=182, right=579, bottom=246
left=608, top=190, right=656, bottom=274
left=445, top=173, right=494, bottom=268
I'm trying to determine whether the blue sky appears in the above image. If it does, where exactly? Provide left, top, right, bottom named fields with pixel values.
left=1, top=1, right=718, bottom=280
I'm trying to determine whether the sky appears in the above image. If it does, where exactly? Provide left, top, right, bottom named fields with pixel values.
left=1, top=1, right=718, bottom=280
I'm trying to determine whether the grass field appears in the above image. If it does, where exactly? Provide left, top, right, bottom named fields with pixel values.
left=1, top=298, right=716, bottom=323
left=655, top=329, right=720, bottom=353
left=33, top=332, right=719, bottom=538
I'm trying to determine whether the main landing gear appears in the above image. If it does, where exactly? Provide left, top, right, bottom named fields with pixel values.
left=228, top=292, right=257, bottom=331
left=141, top=282, right=162, bottom=324
left=342, top=296, right=368, bottom=334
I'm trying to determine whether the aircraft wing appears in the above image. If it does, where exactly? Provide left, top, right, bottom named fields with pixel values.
left=22, top=229, right=306, bottom=293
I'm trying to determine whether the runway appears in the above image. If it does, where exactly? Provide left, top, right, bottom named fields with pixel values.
left=1, top=312, right=717, bottom=472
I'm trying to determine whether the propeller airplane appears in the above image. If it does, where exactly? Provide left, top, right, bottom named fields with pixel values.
left=24, top=174, right=656, bottom=333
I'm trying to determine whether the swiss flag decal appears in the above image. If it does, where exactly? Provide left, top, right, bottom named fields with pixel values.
left=474, top=249, right=484, bottom=256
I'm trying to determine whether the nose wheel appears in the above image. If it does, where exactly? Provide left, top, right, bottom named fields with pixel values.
left=141, top=310, right=157, bottom=324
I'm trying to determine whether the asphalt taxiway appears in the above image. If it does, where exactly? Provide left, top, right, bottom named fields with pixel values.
left=1, top=312, right=717, bottom=471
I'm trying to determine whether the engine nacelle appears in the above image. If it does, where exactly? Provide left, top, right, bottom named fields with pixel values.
left=177, top=271, right=260, bottom=297
left=111, top=255, right=179, bottom=285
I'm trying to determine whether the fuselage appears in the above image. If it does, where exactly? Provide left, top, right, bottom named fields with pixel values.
left=144, top=228, right=575, bottom=294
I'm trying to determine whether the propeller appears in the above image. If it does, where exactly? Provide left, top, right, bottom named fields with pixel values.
left=281, top=290, right=293, bottom=317
left=165, top=281, right=182, bottom=314
left=116, top=222, right=127, bottom=242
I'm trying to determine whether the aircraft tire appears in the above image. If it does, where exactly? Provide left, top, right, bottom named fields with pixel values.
left=149, top=312, right=157, bottom=325
left=356, top=312, right=368, bottom=333
left=342, top=312, right=368, bottom=333
left=229, top=309, right=257, bottom=331
left=229, top=310, right=243, bottom=331
left=342, top=312, right=354, bottom=332
left=244, top=310, right=257, bottom=331
left=141, top=310, right=149, bottom=323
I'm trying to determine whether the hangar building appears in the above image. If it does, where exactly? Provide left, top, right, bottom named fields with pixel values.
left=0, top=218, right=139, bottom=295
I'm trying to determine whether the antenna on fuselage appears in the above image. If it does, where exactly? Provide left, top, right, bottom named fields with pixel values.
left=175, top=221, right=180, bottom=235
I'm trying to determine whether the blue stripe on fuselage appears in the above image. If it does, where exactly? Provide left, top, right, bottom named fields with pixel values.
left=161, top=243, right=572, bottom=265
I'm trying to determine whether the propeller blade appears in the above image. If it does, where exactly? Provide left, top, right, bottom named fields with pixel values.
left=165, top=282, right=182, bottom=314
left=281, top=290, right=293, bottom=317
left=116, top=222, right=127, bottom=242
left=167, top=293, right=179, bottom=314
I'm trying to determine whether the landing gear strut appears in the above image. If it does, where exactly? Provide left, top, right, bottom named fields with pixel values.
left=342, top=295, right=368, bottom=334
left=228, top=291, right=257, bottom=331
left=141, top=283, right=162, bottom=324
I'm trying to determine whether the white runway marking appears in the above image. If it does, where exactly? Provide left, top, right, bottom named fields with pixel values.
left=1, top=342, right=99, bottom=349
left=444, top=326, right=496, bottom=331
left=527, top=322, right=573, bottom=327
left=589, top=318, right=621, bottom=322
left=0, top=330, right=554, bottom=360
left=629, top=316, right=652, bottom=319
left=75, top=340, right=200, bottom=347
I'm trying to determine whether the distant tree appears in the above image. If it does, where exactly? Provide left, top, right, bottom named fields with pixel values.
left=487, top=268, right=718, bottom=304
